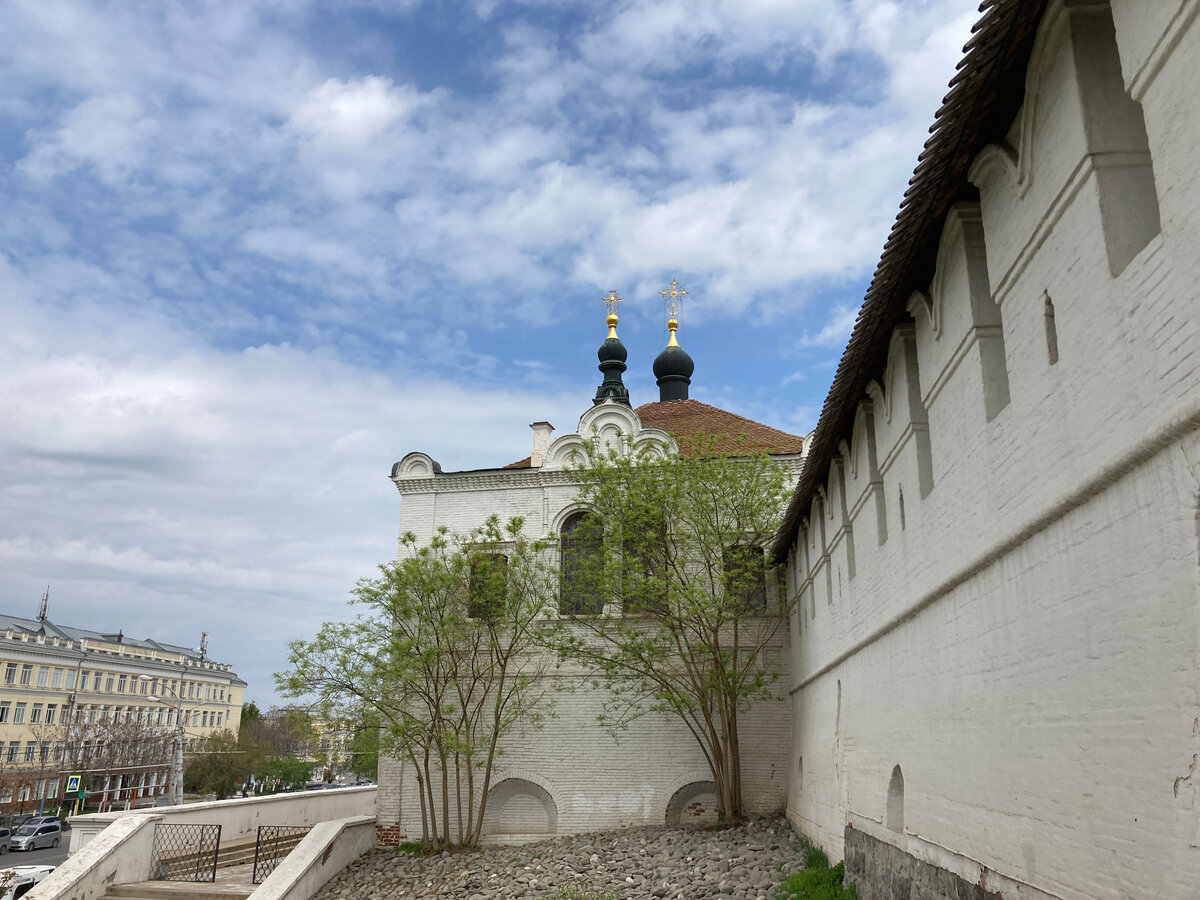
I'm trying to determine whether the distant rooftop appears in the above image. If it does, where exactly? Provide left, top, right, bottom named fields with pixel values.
left=0, top=611, right=244, bottom=680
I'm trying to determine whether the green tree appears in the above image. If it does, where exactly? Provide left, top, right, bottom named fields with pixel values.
left=241, top=701, right=262, bottom=726
left=278, top=515, right=558, bottom=847
left=556, top=436, right=793, bottom=821
left=260, top=755, right=314, bottom=790
left=184, top=730, right=253, bottom=799
left=345, top=710, right=380, bottom=780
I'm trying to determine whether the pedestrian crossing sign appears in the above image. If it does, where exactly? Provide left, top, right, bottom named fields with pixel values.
left=66, top=774, right=81, bottom=793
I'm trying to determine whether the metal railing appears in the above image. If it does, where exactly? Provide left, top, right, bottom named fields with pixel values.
left=150, top=823, right=221, bottom=882
left=252, top=825, right=311, bottom=884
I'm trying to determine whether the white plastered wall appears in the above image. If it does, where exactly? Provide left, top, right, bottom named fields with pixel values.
left=785, top=2, right=1200, bottom=897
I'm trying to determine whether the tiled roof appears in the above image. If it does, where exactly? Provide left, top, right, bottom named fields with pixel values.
left=504, top=456, right=533, bottom=469
left=772, top=0, right=1046, bottom=561
left=635, top=399, right=804, bottom=457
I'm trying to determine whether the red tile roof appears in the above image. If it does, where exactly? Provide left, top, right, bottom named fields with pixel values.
left=634, top=399, right=804, bottom=457
left=504, top=456, right=533, bottom=469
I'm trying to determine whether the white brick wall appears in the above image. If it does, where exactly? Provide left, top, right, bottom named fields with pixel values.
left=785, top=3, right=1200, bottom=898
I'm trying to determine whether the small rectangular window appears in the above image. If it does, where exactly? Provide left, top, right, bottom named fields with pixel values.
left=150, top=680, right=158, bottom=696
left=6, top=742, right=18, bottom=763
left=66, top=669, right=77, bottom=689
left=14, top=703, right=27, bottom=724
left=105, top=673, right=114, bottom=691
left=724, top=544, right=767, bottom=612
left=39, top=743, right=49, bottom=763
left=45, top=704, right=56, bottom=725
left=51, top=668, right=63, bottom=688
left=79, top=671, right=90, bottom=691
left=140, top=678, right=149, bottom=694
left=36, top=667, right=48, bottom=687
left=202, top=711, right=209, bottom=727
left=3, top=663, right=15, bottom=684
left=469, top=553, right=509, bottom=620
left=47, top=778, right=59, bottom=799
left=117, top=674, right=126, bottom=693
left=0, top=703, right=9, bottom=723
left=30, top=703, right=43, bottom=724
left=23, top=742, right=35, bottom=762
left=19, top=665, right=32, bottom=685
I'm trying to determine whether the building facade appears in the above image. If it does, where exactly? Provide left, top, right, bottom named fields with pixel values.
left=378, top=307, right=806, bottom=844
left=774, top=1, right=1200, bottom=898
left=0, top=611, right=246, bottom=814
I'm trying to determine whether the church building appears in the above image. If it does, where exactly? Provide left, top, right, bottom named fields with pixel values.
left=378, top=290, right=805, bottom=843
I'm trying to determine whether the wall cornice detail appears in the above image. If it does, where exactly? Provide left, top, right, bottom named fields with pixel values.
left=393, top=468, right=580, bottom=495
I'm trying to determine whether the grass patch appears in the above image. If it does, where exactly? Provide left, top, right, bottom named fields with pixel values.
left=549, top=886, right=620, bottom=900
left=775, top=839, right=857, bottom=900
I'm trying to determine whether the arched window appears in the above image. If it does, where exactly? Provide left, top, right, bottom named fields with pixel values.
left=561, top=511, right=603, bottom=616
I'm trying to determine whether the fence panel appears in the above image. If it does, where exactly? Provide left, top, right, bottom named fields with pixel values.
left=151, top=823, right=221, bottom=882
left=252, top=824, right=312, bottom=884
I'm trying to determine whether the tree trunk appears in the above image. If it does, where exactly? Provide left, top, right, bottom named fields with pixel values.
left=454, top=752, right=463, bottom=844
left=422, top=748, right=437, bottom=843
left=438, top=747, right=450, bottom=845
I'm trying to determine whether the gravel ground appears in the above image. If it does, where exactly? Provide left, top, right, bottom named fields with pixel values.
left=314, top=817, right=805, bottom=900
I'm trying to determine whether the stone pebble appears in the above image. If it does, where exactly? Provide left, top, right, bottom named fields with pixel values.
left=313, top=817, right=806, bottom=900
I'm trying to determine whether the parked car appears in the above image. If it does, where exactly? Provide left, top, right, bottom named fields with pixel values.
left=9, top=823, right=59, bottom=851
left=0, top=865, right=54, bottom=899
left=17, top=818, right=56, bottom=830
left=0, top=829, right=9, bottom=855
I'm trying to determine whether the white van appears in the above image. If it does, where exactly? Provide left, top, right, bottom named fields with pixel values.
left=0, top=865, right=55, bottom=899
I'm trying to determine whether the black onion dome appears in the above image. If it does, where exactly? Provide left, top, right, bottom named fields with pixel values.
left=593, top=313, right=631, bottom=406
left=598, top=335, right=628, bottom=364
left=653, top=343, right=693, bottom=380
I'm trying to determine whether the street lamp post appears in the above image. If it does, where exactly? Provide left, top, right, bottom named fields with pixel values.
left=141, top=677, right=184, bottom=806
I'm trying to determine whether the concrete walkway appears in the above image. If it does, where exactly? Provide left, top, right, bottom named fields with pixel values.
left=104, top=862, right=256, bottom=900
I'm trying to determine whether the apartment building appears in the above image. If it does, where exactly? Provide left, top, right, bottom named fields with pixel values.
left=0, top=611, right=246, bottom=813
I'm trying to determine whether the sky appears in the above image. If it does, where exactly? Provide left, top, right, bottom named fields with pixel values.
left=0, top=0, right=979, bottom=706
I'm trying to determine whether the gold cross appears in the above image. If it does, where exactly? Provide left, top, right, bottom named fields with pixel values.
left=660, top=279, right=687, bottom=319
left=602, top=290, right=623, bottom=317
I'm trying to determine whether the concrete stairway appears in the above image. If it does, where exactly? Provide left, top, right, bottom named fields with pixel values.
left=101, top=832, right=306, bottom=900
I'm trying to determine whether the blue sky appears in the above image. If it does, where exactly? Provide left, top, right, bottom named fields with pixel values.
left=0, top=0, right=977, bottom=706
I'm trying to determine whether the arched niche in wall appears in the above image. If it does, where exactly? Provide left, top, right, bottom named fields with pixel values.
left=886, top=765, right=905, bottom=834
left=481, top=777, right=558, bottom=837
left=665, top=780, right=719, bottom=827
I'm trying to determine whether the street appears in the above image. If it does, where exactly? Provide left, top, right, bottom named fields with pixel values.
left=1, top=840, right=69, bottom=869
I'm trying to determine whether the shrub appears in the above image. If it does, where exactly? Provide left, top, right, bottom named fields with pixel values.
left=776, top=842, right=856, bottom=900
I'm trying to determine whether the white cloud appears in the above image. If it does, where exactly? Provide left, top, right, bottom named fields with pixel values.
left=0, top=0, right=980, bottom=700
left=797, top=303, right=861, bottom=349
